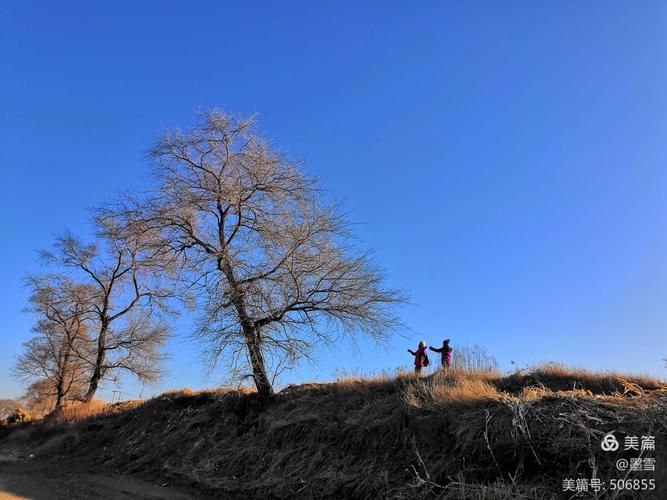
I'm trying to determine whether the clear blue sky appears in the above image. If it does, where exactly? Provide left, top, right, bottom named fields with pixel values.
left=2, top=1, right=666, bottom=400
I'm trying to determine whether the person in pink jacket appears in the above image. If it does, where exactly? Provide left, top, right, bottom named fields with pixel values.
left=407, top=341, right=429, bottom=373
left=429, top=339, right=452, bottom=370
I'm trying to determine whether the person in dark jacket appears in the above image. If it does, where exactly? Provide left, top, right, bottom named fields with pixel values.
left=429, top=339, right=452, bottom=370
left=407, top=341, right=429, bottom=374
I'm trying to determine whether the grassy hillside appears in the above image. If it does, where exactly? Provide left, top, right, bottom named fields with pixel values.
left=2, top=364, right=666, bottom=499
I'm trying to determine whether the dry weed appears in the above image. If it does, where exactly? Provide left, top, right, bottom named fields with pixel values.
left=53, top=400, right=110, bottom=424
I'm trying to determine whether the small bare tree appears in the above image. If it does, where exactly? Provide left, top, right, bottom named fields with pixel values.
left=103, top=110, right=405, bottom=399
left=13, top=276, right=92, bottom=409
left=41, top=227, right=173, bottom=401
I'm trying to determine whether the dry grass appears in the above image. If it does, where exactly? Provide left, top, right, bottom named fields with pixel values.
left=156, top=385, right=257, bottom=404
left=498, top=361, right=664, bottom=395
left=51, top=399, right=110, bottom=424
left=403, top=368, right=502, bottom=410
left=5, top=363, right=666, bottom=499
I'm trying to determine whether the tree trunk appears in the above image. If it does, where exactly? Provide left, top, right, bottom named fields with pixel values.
left=55, top=335, right=70, bottom=408
left=84, top=324, right=108, bottom=402
left=246, top=329, right=273, bottom=399
left=219, top=252, right=274, bottom=399
left=54, top=381, right=64, bottom=409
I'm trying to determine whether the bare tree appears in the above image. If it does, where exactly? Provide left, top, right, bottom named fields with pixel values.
left=102, top=110, right=405, bottom=399
left=13, top=276, right=92, bottom=409
left=41, top=227, right=173, bottom=401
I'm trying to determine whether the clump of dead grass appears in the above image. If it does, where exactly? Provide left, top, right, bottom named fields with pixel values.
left=4, top=407, right=32, bottom=425
left=403, top=368, right=502, bottom=410
left=498, top=361, right=665, bottom=395
left=332, top=368, right=413, bottom=387
left=157, top=385, right=257, bottom=403
left=158, top=387, right=196, bottom=399
left=397, top=365, right=667, bottom=499
left=52, top=399, right=110, bottom=424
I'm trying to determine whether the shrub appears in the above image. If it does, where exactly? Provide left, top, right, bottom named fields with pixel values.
left=6, top=408, right=31, bottom=424
left=452, top=344, right=500, bottom=372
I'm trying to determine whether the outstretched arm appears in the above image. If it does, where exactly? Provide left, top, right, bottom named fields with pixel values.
left=407, top=349, right=416, bottom=355
left=429, top=346, right=443, bottom=353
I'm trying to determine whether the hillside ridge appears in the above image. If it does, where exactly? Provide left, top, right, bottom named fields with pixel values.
left=2, top=366, right=666, bottom=499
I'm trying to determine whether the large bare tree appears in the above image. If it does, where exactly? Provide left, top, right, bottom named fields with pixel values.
left=13, top=276, right=92, bottom=409
left=41, top=228, right=173, bottom=401
left=103, top=111, right=404, bottom=399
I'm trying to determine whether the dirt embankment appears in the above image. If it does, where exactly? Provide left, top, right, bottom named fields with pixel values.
left=1, top=369, right=666, bottom=499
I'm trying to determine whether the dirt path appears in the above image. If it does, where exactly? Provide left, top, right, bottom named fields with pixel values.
left=0, top=457, right=194, bottom=500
